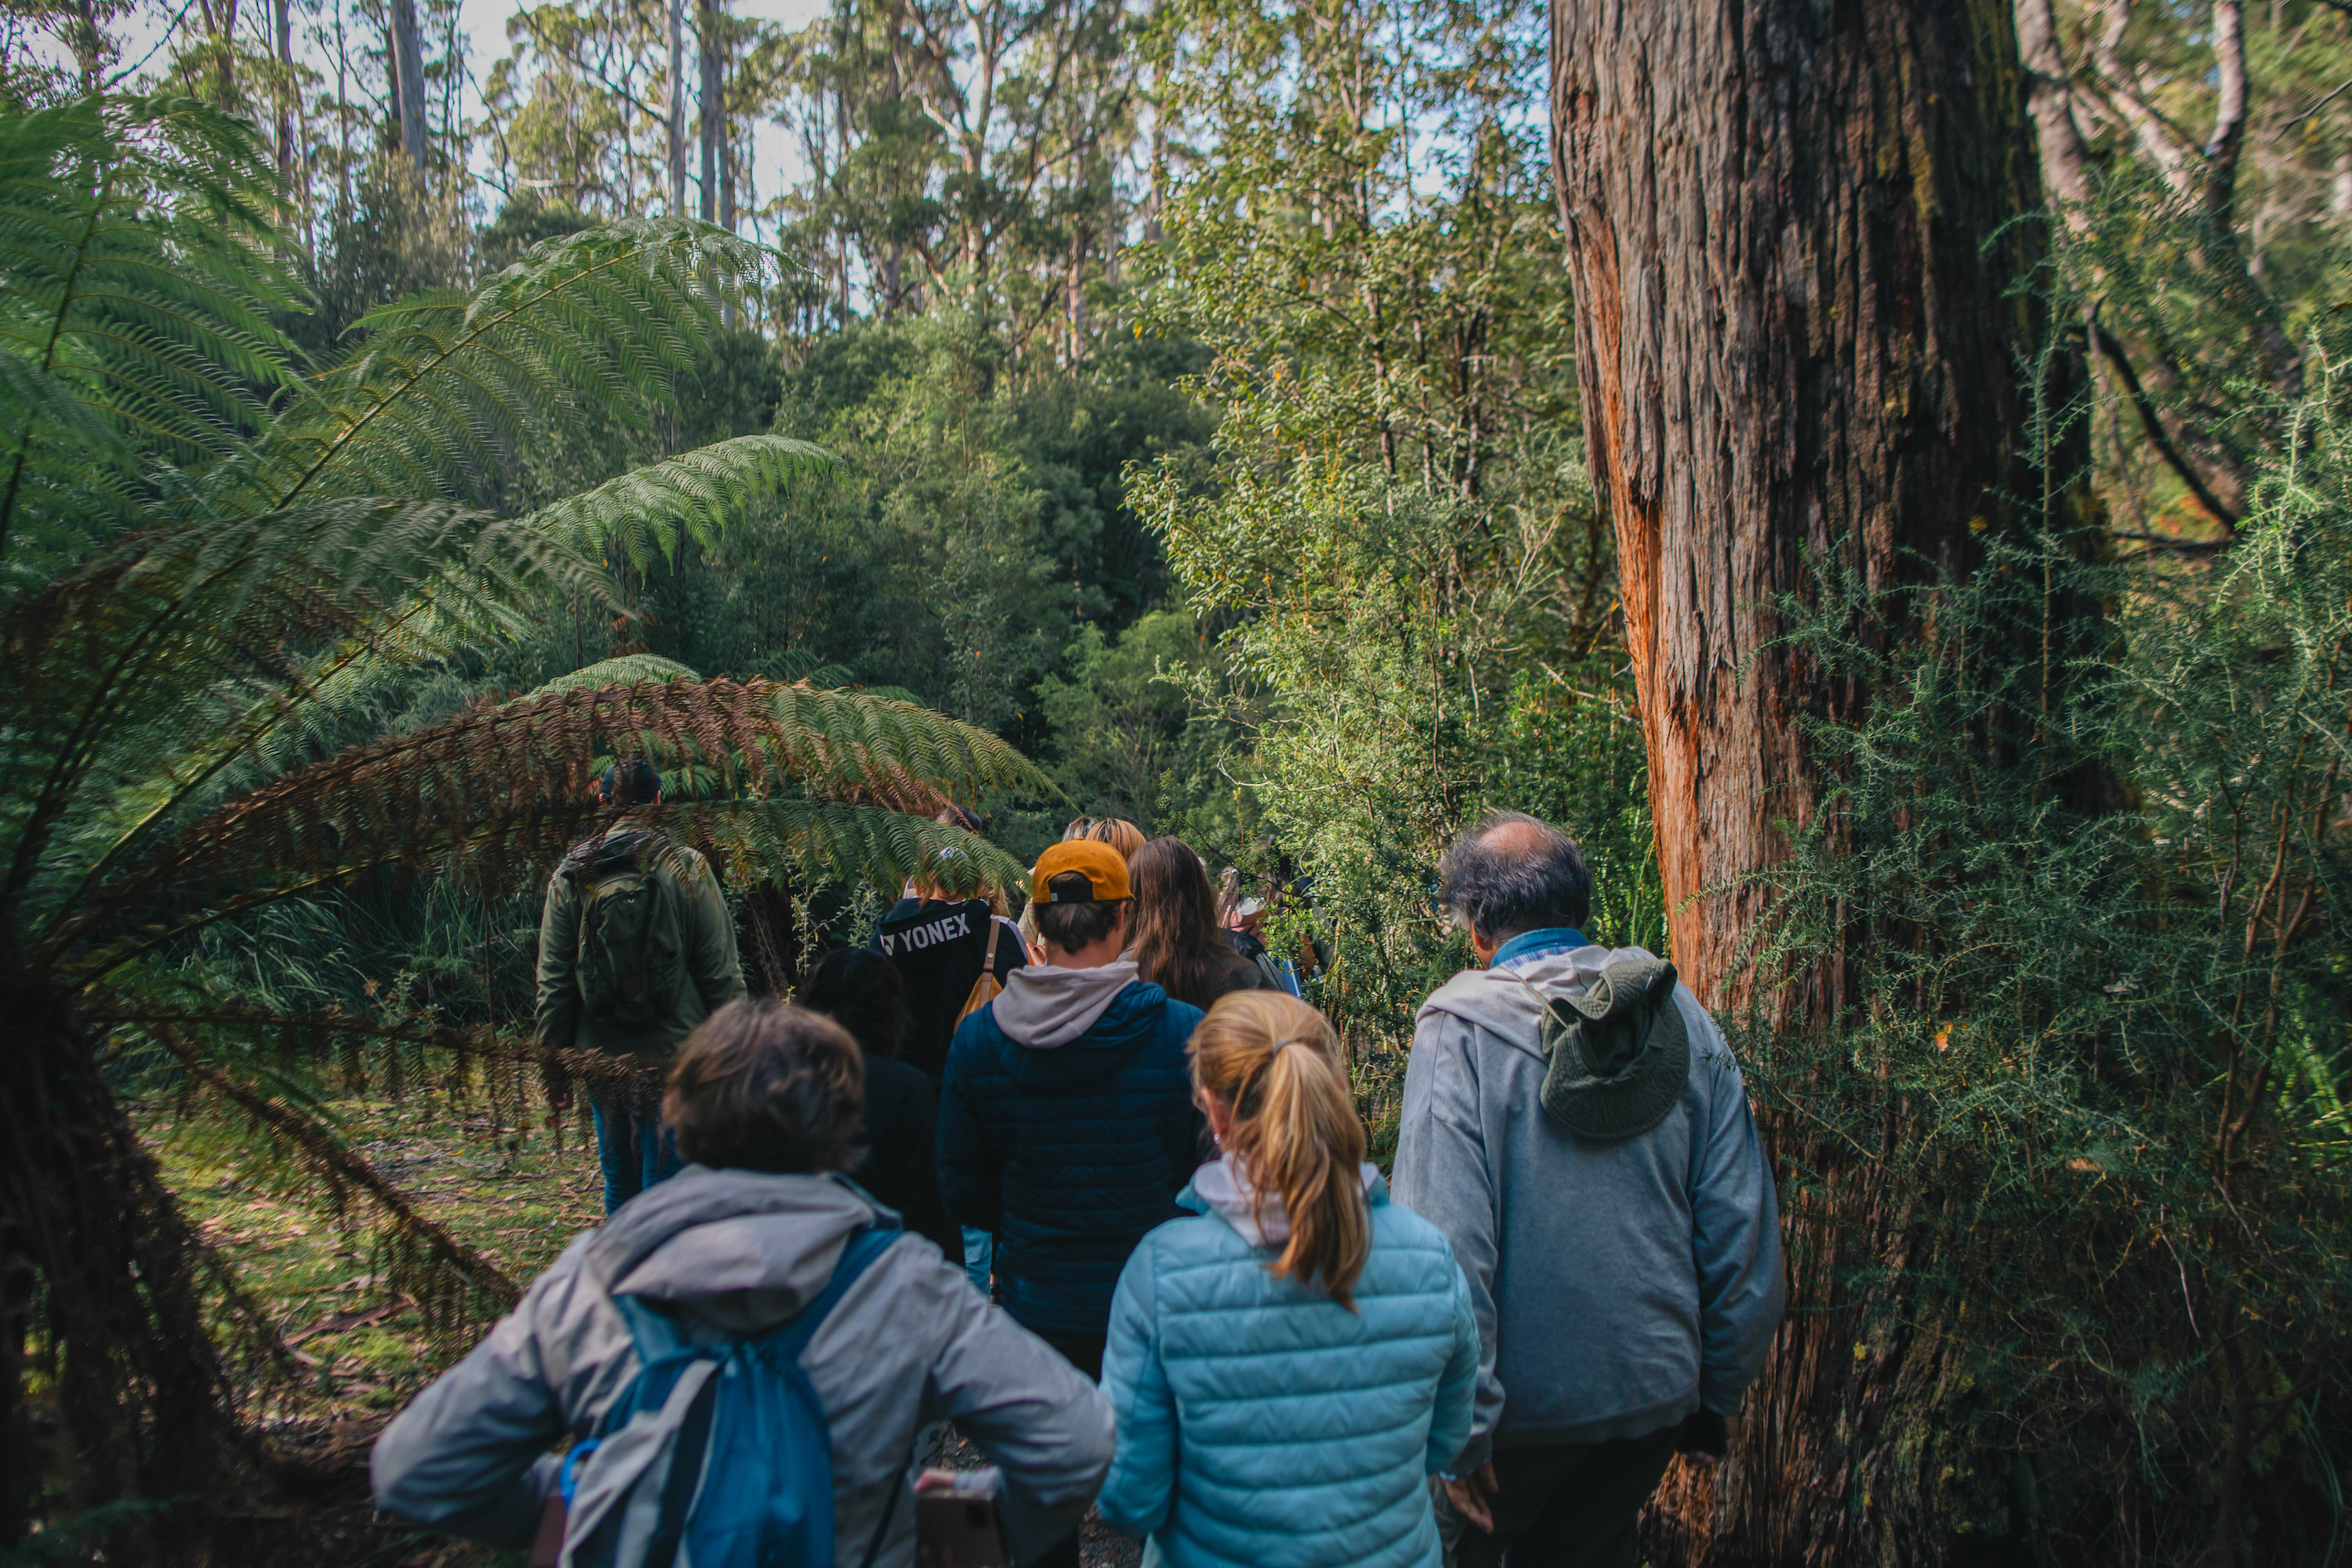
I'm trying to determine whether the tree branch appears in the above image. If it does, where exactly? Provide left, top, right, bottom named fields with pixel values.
left=2014, top=0, right=2093, bottom=215
left=2095, top=323, right=2242, bottom=534
left=2091, top=0, right=2199, bottom=196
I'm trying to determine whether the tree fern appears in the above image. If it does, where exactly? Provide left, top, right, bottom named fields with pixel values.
left=0, top=97, right=300, bottom=579
left=0, top=98, right=1055, bottom=1556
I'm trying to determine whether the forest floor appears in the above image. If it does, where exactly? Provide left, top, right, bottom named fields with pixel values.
left=134, top=1094, right=1141, bottom=1568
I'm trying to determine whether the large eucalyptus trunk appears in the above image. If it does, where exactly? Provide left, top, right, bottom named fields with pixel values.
left=1550, top=1, right=2046, bottom=1559
left=1551, top=0, right=2040, bottom=1025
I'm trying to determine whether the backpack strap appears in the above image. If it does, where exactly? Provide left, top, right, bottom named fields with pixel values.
left=638, top=1371, right=719, bottom=1568
left=758, top=1223, right=903, bottom=1366
left=635, top=1224, right=905, bottom=1568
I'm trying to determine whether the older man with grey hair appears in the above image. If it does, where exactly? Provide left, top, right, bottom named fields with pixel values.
left=1393, top=810, right=1785, bottom=1568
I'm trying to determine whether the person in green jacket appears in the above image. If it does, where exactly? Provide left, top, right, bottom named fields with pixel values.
left=536, top=760, right=746, bottom=1211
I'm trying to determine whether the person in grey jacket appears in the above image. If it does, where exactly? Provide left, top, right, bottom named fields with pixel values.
left=372, top=998, right=1114, bottom=1568
left=1391, top=811, right=1785, bottom=1568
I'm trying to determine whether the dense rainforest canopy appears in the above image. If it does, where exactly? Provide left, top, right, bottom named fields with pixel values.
left=0, top=0, right=2347, bottom=1564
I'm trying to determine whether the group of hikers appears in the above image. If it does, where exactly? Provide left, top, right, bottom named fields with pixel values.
left=368, top=761, right=1787, bottom=1568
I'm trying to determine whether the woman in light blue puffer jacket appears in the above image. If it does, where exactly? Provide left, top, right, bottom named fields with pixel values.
left=1096, top=992, right=1480, bottom=1568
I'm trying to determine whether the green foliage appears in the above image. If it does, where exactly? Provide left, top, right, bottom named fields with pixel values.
left=1488, top=667, right=1663, bottom=957
left=1035, top=608, right=1249, bottom=851
left=1136, top=0, right=1636, bottom=1041
left=0, top=96, right=300, bottom=582
left=628, top=314, right=1212, bottom=750
left=1723, top=334, right=2352, bottom=1561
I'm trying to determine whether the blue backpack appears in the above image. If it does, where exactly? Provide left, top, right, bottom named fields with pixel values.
left=553, top=1225, right=905, bottom=1568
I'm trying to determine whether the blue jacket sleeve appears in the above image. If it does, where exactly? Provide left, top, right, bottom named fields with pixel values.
left=1425, top=1249, right=1481, bottom=1475
left=935, top=1019, right=1002, bottom=1230
left=1390, top=1009, right=1503, bottom=1473
left=1683, top=993, right=1788, bottom=1412
left=1093, top=1239, right=1177, bottom=1540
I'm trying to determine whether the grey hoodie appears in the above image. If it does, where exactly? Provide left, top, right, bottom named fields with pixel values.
left=1390, top=945, right=1785, bottom=1469
left=989, top=958, right=1140, bottom=1048
left=370, top=1167, right=1113, bottom=1566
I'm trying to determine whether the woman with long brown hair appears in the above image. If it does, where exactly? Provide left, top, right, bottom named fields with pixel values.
left=1127, top=836, right=1271, bottom=1009
left=1094, top=992, right=1478, bottom=1568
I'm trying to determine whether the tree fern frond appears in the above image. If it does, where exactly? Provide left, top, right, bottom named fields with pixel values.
left=525, top=434, right=834, bottom=567
left=672, top=798, right=1031, bottom=900
left=1, top=499, right=607, bottom=922
left=46, top=678, right=1050, bottom=971
left=525, top=655, right=701, bottom=697
left=0, top=95, right=304, bottom=570
left=66, top=794, right=1030, bottom=982
left=251, top=221, right=769, bottom=514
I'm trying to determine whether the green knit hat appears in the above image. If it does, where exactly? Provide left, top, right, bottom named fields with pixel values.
left=1536, top=957, right=1689, bottom=1141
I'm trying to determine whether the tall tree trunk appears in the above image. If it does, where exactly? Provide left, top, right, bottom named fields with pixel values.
left=274, top=0, right=295, bottom=183
left=334, top=0, right=353, bottom=212
left=69, top=0, right=104, bottom=92
left=389, top=0, right=429, bottom=173
left=669, top=0, right=687, bottom=216
left=1551, top=0, right=2038, bottom=1023
left=1551, top=1, right=2046, bottom=1560
left=698, top=0, right=723, bottom=224
left=738, top=882, right=801, bottom=996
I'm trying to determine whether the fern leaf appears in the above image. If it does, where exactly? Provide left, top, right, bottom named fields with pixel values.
left=0, top=96, right=304, bottom=573
left=524, top=434, right=834, bottom=567
left=46, top=677, right=1051, bottom=972
left=251, top=221, right=769, bottom=514
left=525, top=655, right=702, bottom=697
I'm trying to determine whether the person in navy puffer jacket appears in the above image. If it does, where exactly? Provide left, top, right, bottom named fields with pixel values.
left=1096, top=991, right=1480, bottom=1568
left=937, top=838, right=1208, bottom=1568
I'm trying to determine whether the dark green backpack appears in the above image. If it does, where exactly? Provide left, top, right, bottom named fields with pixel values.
left=568, top=832, right=688, bottom=1028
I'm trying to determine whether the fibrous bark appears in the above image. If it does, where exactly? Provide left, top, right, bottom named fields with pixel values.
left=1551, top=2, right=2048, bottom=1560
left=1551, top=0, right=2039, bottom=1025
left=0, top=933, right=246, bottom=1557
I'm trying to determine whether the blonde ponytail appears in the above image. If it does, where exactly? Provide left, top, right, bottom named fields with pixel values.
left=1190, top=992, right=1371, bottom=1306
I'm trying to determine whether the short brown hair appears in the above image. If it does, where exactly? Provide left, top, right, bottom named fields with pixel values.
left=663, top=1000, right=864, bottom=1174
left=1035, top=871, right=1125, bottom=952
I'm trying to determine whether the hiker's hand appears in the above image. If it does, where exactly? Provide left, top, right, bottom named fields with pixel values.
left=543, top=1069, right=573, bottom=1115
left=1444, top=1463, right=1497, bottom=1534
left=1677, top=1410, right=1728, bottom=1468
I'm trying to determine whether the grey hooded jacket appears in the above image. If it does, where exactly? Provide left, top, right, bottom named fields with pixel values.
left=1390, top=944, right=1785, bottom=1471
left=370, top=1166, right=1114, bottom=1566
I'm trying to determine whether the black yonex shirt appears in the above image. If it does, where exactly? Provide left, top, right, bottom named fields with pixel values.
left=869, top=898, right=1028, bottom=1083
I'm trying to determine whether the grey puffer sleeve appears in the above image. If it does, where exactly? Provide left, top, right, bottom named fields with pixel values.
left=1390, top=1009, right=1504, bottom=1473
left=370, top=1270, right=574, bottom=1545
left=921, top=1257, right=1114, bottom=1561
left=1683, top=994, right=1787, bottom=1412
